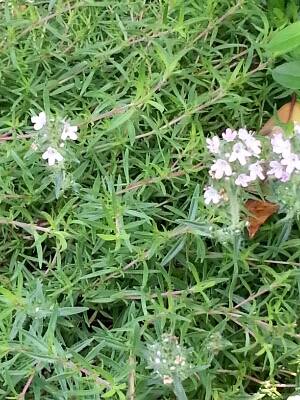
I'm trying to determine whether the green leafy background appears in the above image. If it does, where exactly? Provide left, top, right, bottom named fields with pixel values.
left=0, top=0, right=300, bottom=399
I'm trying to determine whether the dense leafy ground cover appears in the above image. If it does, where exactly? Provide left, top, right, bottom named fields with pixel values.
left=1, top=0, right=300, bottom=399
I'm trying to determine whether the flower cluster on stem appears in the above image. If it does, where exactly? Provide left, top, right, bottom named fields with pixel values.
left=30, top=111, right=78, bottom=166
left=204, top=121, right=300, bottom=233
left=147, top=334, right=194, bottom=385
left=205, top=127, right=264, bottom=206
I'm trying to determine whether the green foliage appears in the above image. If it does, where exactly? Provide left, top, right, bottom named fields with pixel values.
left=267, top=21, right=300, bottom=56
left=272, top=61, right=300, bottom=89
left=0, top=0, right=300, bottom=399
left=267, top=20, right=300, bottom=90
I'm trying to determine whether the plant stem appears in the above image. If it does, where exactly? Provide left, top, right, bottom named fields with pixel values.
left=230, top=184, right=240, bottom=229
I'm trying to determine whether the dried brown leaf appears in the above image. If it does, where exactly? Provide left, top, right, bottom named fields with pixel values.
left=244, top=200, right=279, bottom=239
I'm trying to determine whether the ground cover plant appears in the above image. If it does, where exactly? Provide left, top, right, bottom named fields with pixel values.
left=1, top=0, right=300, bottom=399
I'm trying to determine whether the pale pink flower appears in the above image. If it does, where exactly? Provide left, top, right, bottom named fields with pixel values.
left=280, top=171, right=291, bottom=182
left=210, top=159, right=232, bottom=179
left=248, top=162, right=265, bottom=180
left=206, top=136, right=220, bottom=154
left=244, top=136, right=261, bottom=156
left=222, top=128, right=237, bottom=142
left=281, top=153, right=300, bottom=174
left=229, top=143, right=252, bottom=166
left=237, top=128, right=252, bottom=141
left=271, top=133, right=291, bottom=158
left=267, top=161, right=284, bottom=179
left=204, top=186, right=220, bottom=205
left=235, top=174, right=251, bottom=187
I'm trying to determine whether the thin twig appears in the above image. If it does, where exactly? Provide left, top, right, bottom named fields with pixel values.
left=115, top=160, right=206, bottom=195
left=124, top=288, right=194, bottom=300
left=0, top=219, right=50, bottom=233
left=233, top=284, right=277, bottom=310
left=217, top=369, right=295, bottom=388
left=61, top=359, right=111, bottom=387
left=230, top=317, right=257, bottom=339
left=21, top=2, right=85, bottom=36
left=18, top=362, right=41, bottom=400
left=127, top=30, right=169, bottom=45
left=0, top=134, right=34, bottom=141
left=135, top=89, right=224, bottom=139
left=79, top=103, right=134, bottom=127
left=189, top=1, right=244, bottom=45
left=128, top=355, right=135, bottom=400
left=102, top=249, right=151, bottom=283
left=42, top=248, right=60, bottom=278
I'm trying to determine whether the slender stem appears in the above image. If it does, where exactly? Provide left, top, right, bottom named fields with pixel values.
left=295, top=363, right=300, bottom=391
left=230, top=184, right=240, bottom=228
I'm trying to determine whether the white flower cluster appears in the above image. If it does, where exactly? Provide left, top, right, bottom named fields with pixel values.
left=204, top=127, right=263, bottom=205
left=204, top=123, right=300, bottom=206
left=268, top=129, right=300, bottom=181
left=31, top=111, right=78, bottom=166
left=147, top=334, right=194, bottom=385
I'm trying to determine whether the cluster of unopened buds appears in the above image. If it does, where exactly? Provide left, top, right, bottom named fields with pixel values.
left=31, top=111, right=78, bottom=166
left=147, top=334, right=194, bottom=385
left=204, top=123, right=300, bottom=206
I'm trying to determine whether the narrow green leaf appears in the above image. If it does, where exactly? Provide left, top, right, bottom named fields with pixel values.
left=161, top=236, right=186, bottom=266
left=106, top=107, right=136, bottom=132
left=58, top=61, right=88, bottom=82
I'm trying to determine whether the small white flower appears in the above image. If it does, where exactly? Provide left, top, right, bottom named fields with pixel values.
left=267, top=161, right=284, bottom=179
left=271, top=133, right=291, bottom=158
left=248, top=162, right=265, bottom=180
left=210, top=159, right=232, bottom=179
left=294, top=122, right=300, bottom=135
left=281, top=153, right=300, bottom=174
left=237, top=128, right=251, bottom=141
left=222, top=128, right=237, bottom=142
left=235, top=174, right=251, bottom=187
left=42, top=147, right=63, bottom=166
left=229, top=143, right=252, bottom=166
left=35, top=307, right=39, bottom=312
left=170, top=366, right=176, bottom=371
left=60, top=143, right=65, bottom=148
left=154, top=358, right=160, bottom=364
left=61, top=123, right=78, bottom=141
left=204, top=186, right=220, bottom=205
left=31, top=111, right=46, bottom=131
left=206, top=136, right=220, bottom=154
left=244, top=136, right=261, bottom=156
